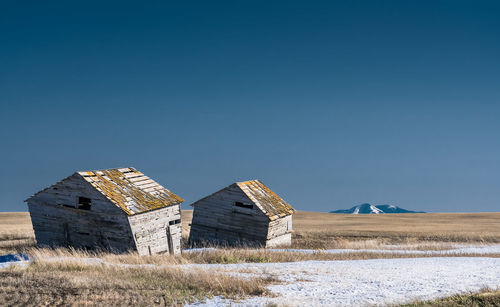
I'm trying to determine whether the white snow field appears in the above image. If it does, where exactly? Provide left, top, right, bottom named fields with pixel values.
left=186, top=257, right=500, bottom=307
left=1, top=246, right=499, bottom=305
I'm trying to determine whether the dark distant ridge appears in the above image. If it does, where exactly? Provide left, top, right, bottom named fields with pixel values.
left=330, top=203, right=425, bottom=214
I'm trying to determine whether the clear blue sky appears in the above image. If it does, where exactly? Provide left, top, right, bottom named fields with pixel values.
left=1, top=1, right=499, bottom=213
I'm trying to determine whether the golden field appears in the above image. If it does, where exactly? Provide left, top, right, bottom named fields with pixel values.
left=2, top=210, right=500, bottom=255
left=291, top=210, right=500, bottom=248
left=1, top=259, right=274, bottom=306
left=183, top=210, right=500, bottom=249
left=1, top=210, right=499, bottom=306
left=0, top=212, right=275, bottom=305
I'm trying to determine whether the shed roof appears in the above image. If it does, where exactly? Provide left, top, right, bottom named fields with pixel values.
left=78, top=168, right=183, bottom=215
left=27, top=167, right=183, bottom=215
left=236, top=180, right=295, bottom=220
left=191, top=179, right=295, bottom=221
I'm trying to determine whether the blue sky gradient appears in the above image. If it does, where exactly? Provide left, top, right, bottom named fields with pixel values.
left=1, top=1, right=499, bottom=212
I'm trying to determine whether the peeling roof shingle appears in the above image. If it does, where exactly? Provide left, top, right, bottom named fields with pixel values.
left=77, top=167, right=183, bottom=215
left=190, top=180, right=295, bottom=220
left=237, top=180, right=295, bottom=220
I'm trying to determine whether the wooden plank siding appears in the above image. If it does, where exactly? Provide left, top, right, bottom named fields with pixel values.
left=265, top=215, right=292, bottom=247
left=27, top=202, right=135, bottom=252
left=189, top=184, right=293, bottom=247
left=26, top=170, right=183, bottom=255
left=26, top=173, right=135, bottom=252
left=128, top=205, right=182, bottom=255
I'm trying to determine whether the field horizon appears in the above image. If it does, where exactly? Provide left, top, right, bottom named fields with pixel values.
left=3, top=209, right=500, bottom=213
left=1, top=210, right=499, bottom=306
left=3, top=210, right=500, bottom=243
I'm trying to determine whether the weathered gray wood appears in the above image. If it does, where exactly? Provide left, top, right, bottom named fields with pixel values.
left=189, top=184, right=293, bottom=247
left=266, top=215, right=292, bottom=245
left=265, top=233, right=292, bottom=247
left=27, top=201, right=136, bottom=252
left=30, top=174, right=125, bottom=214
left=26, top=170, right=184, bottom=256
left=128, top=205, right=182, bottom=255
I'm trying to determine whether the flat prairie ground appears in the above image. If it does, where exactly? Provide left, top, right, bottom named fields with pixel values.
left=1, top=211, right=499, bottom=306
left=3, top=210, right=500, bottom=239
left=291, top=210, right=500, bottom=248
left=0, top=212, right=35, bottom=255
left=293, top=210, right=500, bottom=239
left=182, top=210, right=500, bottom=249
left=0, top=212, right=34, bottom=237
left=1, top=210, right=500, bottom=254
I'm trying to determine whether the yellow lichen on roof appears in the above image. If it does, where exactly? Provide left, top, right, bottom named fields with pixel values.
left=237, top=180, right=295, bottom=220
left=79, top=168, right=183, bottom=215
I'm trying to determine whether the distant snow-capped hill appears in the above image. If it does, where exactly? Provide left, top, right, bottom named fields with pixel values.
left=330, top=203, right=425, bottom=214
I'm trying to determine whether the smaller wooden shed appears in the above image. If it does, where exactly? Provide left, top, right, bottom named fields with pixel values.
left=25, top=167, right=183, bottom=255
left=189, top=180, right=295, bottom=247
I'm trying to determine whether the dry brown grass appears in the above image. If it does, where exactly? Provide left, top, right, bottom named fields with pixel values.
left=0, top=259, right=275, bottom=306
left=2, top=210, right=500, bottom=255
left=183, top=210, right=500, bottom=250
left=291, top=211, right=500, bottom=248
left=1, top=210, right=500, bottom=305
left=179, top=248, right=500, bottom=264
left=0, top=213, right=36, bottom=254
left=20, top=246, right=499, bottom=268
left=0, top=213, right=34, bottom=235
left=399, top=287, right=500, bottom=307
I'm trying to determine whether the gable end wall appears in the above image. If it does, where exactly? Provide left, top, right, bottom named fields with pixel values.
left=189, top=185, right=272, bottom=246
left=128, top=205, right=182, bottom=255
left=27, top=173, right=136, bottom=252
left=265, top=215, right=293, bottom=247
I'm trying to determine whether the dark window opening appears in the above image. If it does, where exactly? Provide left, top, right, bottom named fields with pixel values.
left=234, top=201, right=253, bottom=209
left=77, top=197, right=92, bottom=210
left=169, top=219, right=181, bottom=225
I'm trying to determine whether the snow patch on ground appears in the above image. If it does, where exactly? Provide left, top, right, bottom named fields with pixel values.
left=185, top=244, right=500, bottom=255
left=186, top=257, right=500, bottom=306
left=2, top=246, right=499, bottom=306
left=267, top=244, right=500, bottom=255
left=0, top=254, right=30, bottom=269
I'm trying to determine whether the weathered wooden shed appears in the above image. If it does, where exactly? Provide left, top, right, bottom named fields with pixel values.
left=189, top=180, right=295, bottom=247
left=25, top=167, right=183, bottom=255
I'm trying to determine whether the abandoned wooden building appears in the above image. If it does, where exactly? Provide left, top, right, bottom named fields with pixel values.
left=25, top=167, right=184, bottom=255
left=189, top=180, right=295, bottom=247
